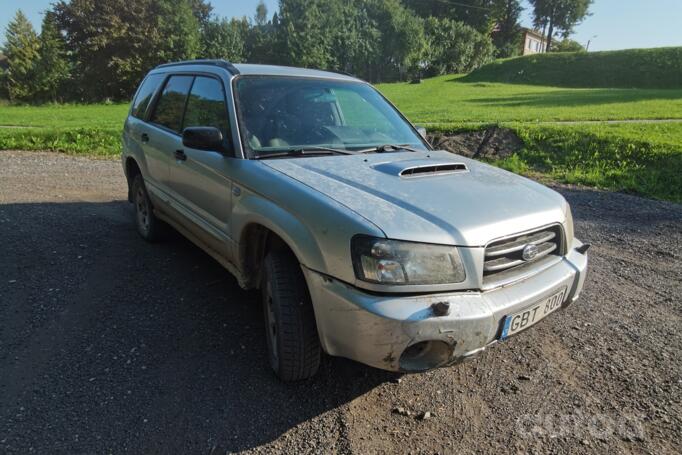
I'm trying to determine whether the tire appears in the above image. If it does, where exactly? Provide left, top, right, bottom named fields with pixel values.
left=131, top=174, right=161, bottom=242
left=262, top=248, right=321, bottom=381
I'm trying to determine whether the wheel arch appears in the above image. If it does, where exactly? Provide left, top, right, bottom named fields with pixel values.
left=125, top=156, right=142, bottom=202
left=238, top=220, right=321, bottom=290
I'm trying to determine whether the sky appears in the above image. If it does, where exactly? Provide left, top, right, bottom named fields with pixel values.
left=1, top=0, right=681, bottom=52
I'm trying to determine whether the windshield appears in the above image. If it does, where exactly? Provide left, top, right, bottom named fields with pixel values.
left=233, top=76, right=428, bottom=158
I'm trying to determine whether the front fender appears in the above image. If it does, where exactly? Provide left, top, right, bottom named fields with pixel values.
left=233, top=193, right=327, bottom=273
left=230, top=160, right=385, bottom=285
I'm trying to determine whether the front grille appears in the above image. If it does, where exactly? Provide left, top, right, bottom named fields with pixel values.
left=483, top=225, right=564, bottom=284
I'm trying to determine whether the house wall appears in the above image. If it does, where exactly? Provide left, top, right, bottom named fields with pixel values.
left=522, top=33, right=547, bottom=55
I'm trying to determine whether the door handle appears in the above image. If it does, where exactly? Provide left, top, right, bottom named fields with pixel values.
left=174, top=149, right=187, bottom=161
left=140, top=133, right=150, bottom=143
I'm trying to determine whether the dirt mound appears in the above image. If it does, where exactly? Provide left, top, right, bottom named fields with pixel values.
left=428, top=126, right=523, bottom=160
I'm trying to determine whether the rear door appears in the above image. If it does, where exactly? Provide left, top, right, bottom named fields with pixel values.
left=144, top=75, right=194, bottom=202
left=167, top=75, right=235, bottom=258
left=124, top=73, right=165, bottom=183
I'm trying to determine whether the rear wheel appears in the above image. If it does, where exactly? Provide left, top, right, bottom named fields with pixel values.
left=262, top=247, right=321, bottom=381
left=131, top=174, right=161, bottom=242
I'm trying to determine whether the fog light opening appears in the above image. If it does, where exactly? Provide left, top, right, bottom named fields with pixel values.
left=399, top=340, right=453, bottom=372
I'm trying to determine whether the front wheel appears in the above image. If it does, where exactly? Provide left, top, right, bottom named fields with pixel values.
left=262, top=248, right=321, bottom=381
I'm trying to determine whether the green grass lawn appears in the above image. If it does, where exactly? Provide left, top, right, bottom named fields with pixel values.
left=0, top=103, right=129, bottom=128
left=1, top=75, right=681, bottom=201
left=377, top=75, right=682, bottom=124
left=0, top=103, right=129, bottom=156
left=495, top=122, right=682, bottom=203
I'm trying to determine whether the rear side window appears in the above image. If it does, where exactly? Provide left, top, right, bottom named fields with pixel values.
left=149, top=75, right=194, bottom=133
left=183, top=76, right=230, bottom=139
left=131, top=74, right=163, bottom=119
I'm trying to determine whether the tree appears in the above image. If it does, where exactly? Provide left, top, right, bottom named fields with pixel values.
left=3, top=10, right=40, bottom=102
left=369, top=0, right=426, bottom=81
left=245, top=1, right=280, bottom=64
left=0, top=53, right=8, bottom=100
left=35, top=11, right=71, bottom=102
left=152, top=0, right=202, bottom=62
left=529, top=0, right=592, bottom=51
left=403, top=0, right=496, bottom=33
left=188, top=0, right=213, bottom=27
left=255, top=1, right=268, bottom=26
left=329, top=1, right=380, bottom=78
left=202, top=17, right=248, bottom=61
left=491, top=0, right=523, bottom=57
left=423, top=17, right=495, bottom=76
left=53, top=0, right=201, bottom=100
left=276, top=0, right=426, bottom=82
left=278, top=0, right=337, bottom=69
left=404, top=0, right=523, bottom=57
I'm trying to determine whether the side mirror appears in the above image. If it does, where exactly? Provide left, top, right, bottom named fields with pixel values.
left=416, top=126, right=427, bottom=140
left=182, top=127, right=225, bottom=153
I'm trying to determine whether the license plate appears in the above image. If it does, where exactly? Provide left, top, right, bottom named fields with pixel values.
left=501, top=288, right=567, bottom=340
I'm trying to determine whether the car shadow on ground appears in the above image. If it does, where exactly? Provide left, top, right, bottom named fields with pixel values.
left=0, top=200, right=397, bottom=453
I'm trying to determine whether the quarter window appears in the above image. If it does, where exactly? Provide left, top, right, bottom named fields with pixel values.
left=131, top=74, right=164, bottom=119
left=183, top=76, right=230, bottom=139
left=149, top=75, right=194, bottom=133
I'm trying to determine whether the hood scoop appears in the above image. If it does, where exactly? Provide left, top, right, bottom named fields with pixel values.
left=373, top=160, right=469, bottom=178
left=400, top=162, right=468, bottom=178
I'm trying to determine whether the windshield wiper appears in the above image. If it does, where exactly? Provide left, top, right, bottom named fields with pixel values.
left=356, top=144, right=423, bottom=154
left=254, top=147, right=357, bottom=160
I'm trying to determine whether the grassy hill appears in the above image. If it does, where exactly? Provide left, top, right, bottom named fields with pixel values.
left=462, top=47, right=682, bottom=89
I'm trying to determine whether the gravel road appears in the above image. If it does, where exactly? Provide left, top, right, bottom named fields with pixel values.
left=1, top=150, right=680, bottom=454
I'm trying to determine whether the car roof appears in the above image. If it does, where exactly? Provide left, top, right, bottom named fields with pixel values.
left=152, top=59, right=362, bottom=83
left=235, top=63, right=360, bottom=81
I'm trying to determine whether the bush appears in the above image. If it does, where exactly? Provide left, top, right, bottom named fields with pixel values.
left=0, top=127, right=121, bottom=156
left=423, top=18, right=495, bottom=77
left=551, top=38, right=585, bottom=53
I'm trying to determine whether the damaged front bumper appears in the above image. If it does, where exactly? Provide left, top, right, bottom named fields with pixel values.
left=303, top=240, right=588, bottom=372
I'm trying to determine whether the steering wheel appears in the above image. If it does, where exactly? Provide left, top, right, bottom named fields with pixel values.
left=305, top=125, right=342, bottom=146
left=268, top=111, right=301, bottom=144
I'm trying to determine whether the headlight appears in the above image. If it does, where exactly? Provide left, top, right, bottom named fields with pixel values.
left=351, top=236, right=466, bottom=285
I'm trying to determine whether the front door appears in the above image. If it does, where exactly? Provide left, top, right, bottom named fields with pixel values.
left=167, top=76, right=235, bottom=260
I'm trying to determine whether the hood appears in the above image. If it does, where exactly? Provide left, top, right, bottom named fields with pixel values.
left=262, top=150, right=568, bottom=246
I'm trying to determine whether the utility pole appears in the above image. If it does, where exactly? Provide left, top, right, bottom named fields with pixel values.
left=586, top=35, right=598, bottom=52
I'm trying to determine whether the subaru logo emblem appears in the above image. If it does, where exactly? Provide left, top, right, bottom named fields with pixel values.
left=522, top=244, right=539, bottom=261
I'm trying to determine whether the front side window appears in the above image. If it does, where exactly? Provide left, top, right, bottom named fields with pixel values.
left=233, top=76, right=428, bottom=158
left=131, top=74, right=164, bottom=119
left=149, top=75, right=193, bottom=133
left=183, top=76, right=230, bottom=140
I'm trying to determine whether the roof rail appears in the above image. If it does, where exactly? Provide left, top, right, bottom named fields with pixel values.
left=155, top=59, right=240, bottom=75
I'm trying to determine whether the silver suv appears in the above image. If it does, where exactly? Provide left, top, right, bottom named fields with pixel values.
left=122, top=60, right=589, bottom=381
